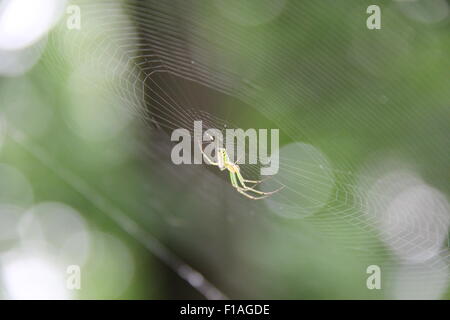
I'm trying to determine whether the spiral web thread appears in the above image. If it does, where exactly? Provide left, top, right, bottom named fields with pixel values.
left=37, top=0, right=450, bottom=297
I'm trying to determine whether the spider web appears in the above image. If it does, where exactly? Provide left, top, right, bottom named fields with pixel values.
left=39, top=0, right=450, bottom=298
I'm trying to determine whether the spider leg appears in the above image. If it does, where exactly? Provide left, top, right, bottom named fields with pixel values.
left=236, top=188, right=272, bottom=200
left=197, top=139, right=219, bottom=166
left=229, top=171, right=238, bottom=188
left=242, top=177, right=269, bottom=186
left=243, top=179, right=263, bottom=183
left=233, top=153, right=269, bottom=185
left=232, top=154, right=264, bottom=184
left=229, top=172, right=272, bottom=200
left=236, top=171, right=284, bottom=196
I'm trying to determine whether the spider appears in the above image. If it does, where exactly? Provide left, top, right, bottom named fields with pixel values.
left=198, top=140, right=283, bottom=200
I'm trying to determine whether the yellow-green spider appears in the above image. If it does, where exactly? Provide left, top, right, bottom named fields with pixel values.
left=199, top=142, right=283, bottom=200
